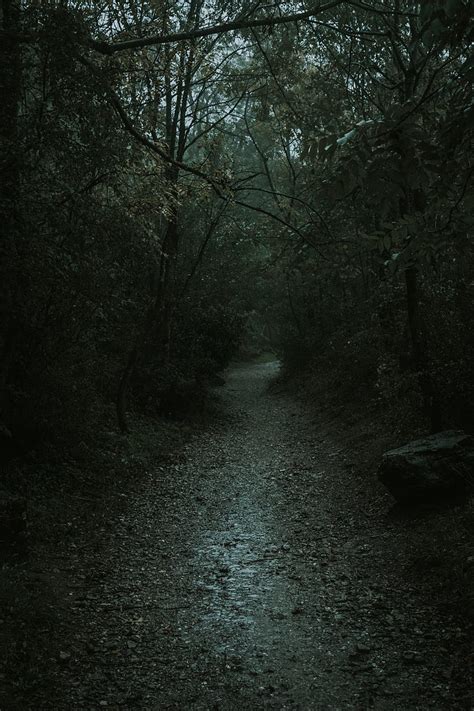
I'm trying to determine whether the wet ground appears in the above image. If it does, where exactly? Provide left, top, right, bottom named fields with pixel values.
left=14, top=361, right=472, bottom=709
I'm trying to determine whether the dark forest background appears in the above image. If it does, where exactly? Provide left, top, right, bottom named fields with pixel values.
left=1, top=0, right=473, bottom=453
left=1, top=2, right=473, bottom=707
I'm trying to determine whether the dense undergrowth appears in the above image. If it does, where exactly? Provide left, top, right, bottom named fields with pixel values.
left=279, top=264, right=474, bottom=439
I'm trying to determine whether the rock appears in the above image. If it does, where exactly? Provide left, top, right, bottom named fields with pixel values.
left=378, top=430, right=474, bottom=503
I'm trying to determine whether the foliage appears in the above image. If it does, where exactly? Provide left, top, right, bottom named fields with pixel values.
left=1, top=0, right=473, bottom=459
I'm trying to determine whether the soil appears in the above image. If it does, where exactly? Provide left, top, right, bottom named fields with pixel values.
left=1, top=361, right=473, bottom=709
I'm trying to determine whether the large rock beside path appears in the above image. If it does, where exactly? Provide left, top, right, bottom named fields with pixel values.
left=378, top=430, right=474, bottom=503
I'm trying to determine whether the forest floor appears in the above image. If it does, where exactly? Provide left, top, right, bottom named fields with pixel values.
left=1, top=361, right=473, bottom=710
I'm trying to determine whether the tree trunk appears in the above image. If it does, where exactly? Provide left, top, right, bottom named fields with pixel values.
left=115, top=182, right=179, bottom=433
left=287, top=273, right=304, bottom=338
left=389, top=1, right=441, bottom=432
left=157, top=211, right=179, bottom=362
left=114, top=1, right=199, bottom=429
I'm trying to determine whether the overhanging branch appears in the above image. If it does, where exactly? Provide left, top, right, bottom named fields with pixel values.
left=92, top=1, right=344, bottom=54
left=76, top=58, right=330, bottom=254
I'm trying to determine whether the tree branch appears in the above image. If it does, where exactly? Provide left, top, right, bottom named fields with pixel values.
left=76, top=55, right=226, bottom=195
left=92, top=1, right=345, bottom=54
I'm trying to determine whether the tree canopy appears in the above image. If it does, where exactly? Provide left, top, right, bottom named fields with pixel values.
left=1, top=0, right=473, bottom=437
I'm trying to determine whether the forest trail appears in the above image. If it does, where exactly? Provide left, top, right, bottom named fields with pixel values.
left=52, top=362, right=469, bottom=710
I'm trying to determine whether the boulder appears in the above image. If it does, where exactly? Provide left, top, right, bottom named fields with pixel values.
left=378, top=430, right=474, bottom=503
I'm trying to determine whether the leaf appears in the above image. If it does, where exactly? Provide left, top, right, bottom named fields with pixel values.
left=324, top=142, right=338, bottom=160
left=337, top=128, right=357, bottom=146
left=460, top=55, right=474, bottom=80
left=391, top=225, right=408, bottom=242
left=319, top=135, right=337, bottom=160
left=388, top=258, right=398, bottom=276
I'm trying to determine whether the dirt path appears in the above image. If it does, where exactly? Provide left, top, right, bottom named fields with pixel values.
left=49, top=362, right=471, bottom=709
